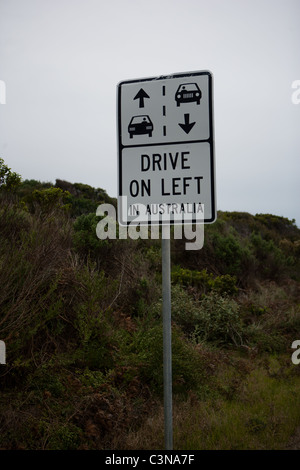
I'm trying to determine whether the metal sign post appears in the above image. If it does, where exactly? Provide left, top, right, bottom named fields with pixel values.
left=162, top=227, right=172, bottom=450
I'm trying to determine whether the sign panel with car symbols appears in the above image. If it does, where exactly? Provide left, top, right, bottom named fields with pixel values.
left=117, top=70, right=216, bottom=225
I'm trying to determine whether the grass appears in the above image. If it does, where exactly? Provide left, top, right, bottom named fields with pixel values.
left=121, top=355, right=300, bottom=450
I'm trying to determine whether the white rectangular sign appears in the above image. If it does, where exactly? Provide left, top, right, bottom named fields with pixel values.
left=117, top=71, right=216, bottom=225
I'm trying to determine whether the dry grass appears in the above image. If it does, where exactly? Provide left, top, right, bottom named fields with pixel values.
left=120, top=358, right=300, bottom=450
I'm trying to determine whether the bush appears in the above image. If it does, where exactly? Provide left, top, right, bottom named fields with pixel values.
left=172, top=266, right=213, bottom=293
left=0, top=200, right=31, bottom=242
left=0, top=157, right=21, bottom=191
left=171, top=266, right=238, bottom=296
left=250, top=232, right=291, bottom=279
left=193, top=292, right=243, bottom=346
left=117, top=319, right=205, bottom=395
left=25, top=187, right=72, bottom=214
left=73, top=213, right=108, bottom=253
left=169, top=284, right=201, bottom=335
left=211, top=231, right=247, bottom=276
left=151, top=285, right=243, bottom=347
left=55, top=179, right=116, bottom=217
left=244, top=324, right=287, bottom=353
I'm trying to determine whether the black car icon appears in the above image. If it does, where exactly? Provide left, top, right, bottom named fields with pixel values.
left=175, top=83, right=202, bottom=106
left=128, top=115, right=153, bottom=138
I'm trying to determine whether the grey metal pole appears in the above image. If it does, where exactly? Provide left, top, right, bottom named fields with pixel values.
left=162, top=227, right=173, bottom=450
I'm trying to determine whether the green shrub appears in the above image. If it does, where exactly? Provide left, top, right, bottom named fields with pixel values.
left=0, top=157, right=21, bottom=191
left=172, top=266, right=213, bottom=292
left=244, top=324, right=287, bottom=353
left=171, top=266, right=238, bottom=296
left=73, top=213, right=108, bottom=253
left=151, top=285, right=243, bottom=346
left=250, top=232, right=290, bottom=279
left=0, top=235, right=69, bottom=360
left=28, top=366, right=65, bottom=397
left=0, top=201, right=31, bottom=242
left=211, top=231, right=246, bottom=275
left=24, top=187, right=71, bottom=214
left=254, top=213, right=297, bottom=236
left=118, top=320, right=205, bottom=394
left=167, top=284, right=201, bottom=335
left=212, top=274, right=238, bottom=295
left=193, top=292, right=243, bottom=346
left=46, top=423, right=82, bottom=450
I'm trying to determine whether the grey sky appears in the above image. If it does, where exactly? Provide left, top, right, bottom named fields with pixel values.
left=0, top=0, right=299, bottom=225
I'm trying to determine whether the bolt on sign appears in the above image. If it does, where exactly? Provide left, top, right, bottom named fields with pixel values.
left=117, top=70, right=216, bottom=225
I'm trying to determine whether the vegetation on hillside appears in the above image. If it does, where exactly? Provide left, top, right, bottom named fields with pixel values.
left=0, top=160, right=300, bottom=450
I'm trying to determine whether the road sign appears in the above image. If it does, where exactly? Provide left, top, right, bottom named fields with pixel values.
left=117, top=70, right=216, bottom=225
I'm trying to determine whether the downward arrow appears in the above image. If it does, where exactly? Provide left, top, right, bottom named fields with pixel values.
left=178, top=114, right=196, bottom=134
left=134, top=88, right=150, bottom=108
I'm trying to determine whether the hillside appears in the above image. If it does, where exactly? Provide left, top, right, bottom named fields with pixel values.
left=0, top=172, right=300, bottom=450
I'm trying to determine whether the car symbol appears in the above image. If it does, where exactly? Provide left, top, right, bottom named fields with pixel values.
left=128, top=115, right=153, bottom=138
left=175, top=83, right=202, bottom=107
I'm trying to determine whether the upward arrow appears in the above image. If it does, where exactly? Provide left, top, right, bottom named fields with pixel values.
left=178, top=114, right=196, bottom=134
left=134, top=88, right=150, bottom=108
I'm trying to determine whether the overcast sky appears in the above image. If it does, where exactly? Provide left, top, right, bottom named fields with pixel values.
left=0, top=0, right=299, bottom=226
